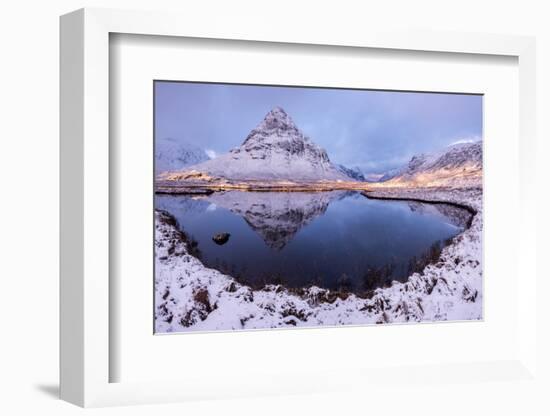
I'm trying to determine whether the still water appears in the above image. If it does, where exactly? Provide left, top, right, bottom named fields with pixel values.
left=156, top=191, right=470, bottom=294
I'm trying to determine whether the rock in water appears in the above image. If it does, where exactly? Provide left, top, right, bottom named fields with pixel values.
left=212, top=233, right=231, bottom=245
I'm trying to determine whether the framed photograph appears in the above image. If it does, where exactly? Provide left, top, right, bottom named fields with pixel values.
left=153, top=81, right=483, bottom=333
left=60, top=8, right=538, bottom=407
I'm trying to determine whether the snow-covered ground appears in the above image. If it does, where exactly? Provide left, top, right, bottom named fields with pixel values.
left=155, top=185, right=482, bottom=333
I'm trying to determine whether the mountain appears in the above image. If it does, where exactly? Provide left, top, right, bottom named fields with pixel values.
left=380, top=141, right=482, bottom=187
left=335, top=164, right=365, bottom=181
left=176, top=107, right=350, bottom=181
left=378, top=167, right=402, bottom=182
left=155, top=137, right=210, bottom=174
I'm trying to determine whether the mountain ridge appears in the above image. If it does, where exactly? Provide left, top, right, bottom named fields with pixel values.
left=379, top=141, right=482, bottom=187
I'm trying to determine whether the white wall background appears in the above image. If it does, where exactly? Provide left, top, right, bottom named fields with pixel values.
left=0, top=0, right=548, bottom=414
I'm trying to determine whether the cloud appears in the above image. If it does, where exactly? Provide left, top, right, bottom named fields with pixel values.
left=205, top=149, right=218, bottom=159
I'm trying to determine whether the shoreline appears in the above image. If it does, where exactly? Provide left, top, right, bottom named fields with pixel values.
left=362, top=190, right=477, bottom=228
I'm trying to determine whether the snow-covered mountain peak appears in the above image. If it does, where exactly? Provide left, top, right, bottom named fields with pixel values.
left=176, top=108, right=351, bottom=181
left=255, top=106, right=296, bottom=131
left=238, top=106, right=311, bottom=154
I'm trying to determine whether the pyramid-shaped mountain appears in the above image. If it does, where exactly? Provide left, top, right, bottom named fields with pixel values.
left=182, top=107, right=350, bottom=181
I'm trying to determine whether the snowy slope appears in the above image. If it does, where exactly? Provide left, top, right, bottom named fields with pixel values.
left=177, top=107, right=350, bottom=181
left=155, top=137, right=210, bottom=174
left=380, top=141, right=482, bottom=187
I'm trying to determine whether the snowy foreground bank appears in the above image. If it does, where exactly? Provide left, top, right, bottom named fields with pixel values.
left=155, top=187, right=482, bottom=333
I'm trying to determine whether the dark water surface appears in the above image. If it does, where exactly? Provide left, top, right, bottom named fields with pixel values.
left=156, top=191, right=470, bottom=294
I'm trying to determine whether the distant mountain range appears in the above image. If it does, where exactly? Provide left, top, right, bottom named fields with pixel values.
left=155, top=137, right=210, bottom=175
left=378, top=141, right=482, bottom=187
left=335, top=164, right=366, bottom=181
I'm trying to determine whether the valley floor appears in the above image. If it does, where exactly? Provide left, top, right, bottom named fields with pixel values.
left=155, top=178, right=373, bottom=194
left=154, top=186, right=483, bottom=333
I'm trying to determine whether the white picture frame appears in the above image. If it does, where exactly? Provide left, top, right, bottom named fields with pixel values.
left=60, top=7, right=538, bottom=407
